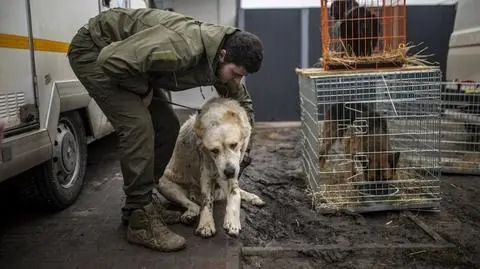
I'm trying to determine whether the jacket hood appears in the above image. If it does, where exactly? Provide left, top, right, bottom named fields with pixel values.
left=198, top=22, right=238, bottom=74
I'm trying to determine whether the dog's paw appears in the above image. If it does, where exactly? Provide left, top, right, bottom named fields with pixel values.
left=241, top=190, right=266, bottom=207
left=181, top=206, right=200, bottom=225
left=195, top=221, right=216, bottom=238
left=223, top=208, right=241, bottom=236
left=251, top=195, right=266, bottom=207
left=223, top=217, right=241, bottom=236
left=196, top=209, right=216, bottom=238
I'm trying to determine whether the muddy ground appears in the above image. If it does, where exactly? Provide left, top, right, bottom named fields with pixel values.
left=238, top=126, right=480, bottom=269
left=1, top=124, right=478, bottom=269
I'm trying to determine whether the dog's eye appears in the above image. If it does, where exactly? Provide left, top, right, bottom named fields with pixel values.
left=210, top=148, right=220, bottom=155
left=230, top=143, right=237, bottom=149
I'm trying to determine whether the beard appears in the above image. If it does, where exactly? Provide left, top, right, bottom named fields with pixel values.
left=215, top=62, right=229, bottom=83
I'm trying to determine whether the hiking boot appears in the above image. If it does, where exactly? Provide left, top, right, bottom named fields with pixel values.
left=156, top=208, right=182, bottom=225
left=122, top=204, right=182, bottom=226
left=126, top=203, right=186, bottom=252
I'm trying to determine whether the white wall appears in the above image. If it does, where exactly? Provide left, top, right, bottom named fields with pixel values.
left=130, top=0, right=148, bottom=8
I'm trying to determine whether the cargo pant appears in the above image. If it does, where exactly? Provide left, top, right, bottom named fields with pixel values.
left=67, top=27, right=180, bottom=215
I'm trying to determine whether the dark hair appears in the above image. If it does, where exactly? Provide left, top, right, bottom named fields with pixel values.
left=330, top=0, right=359, bottom=20
left=222, top=31, right=263, bottom=73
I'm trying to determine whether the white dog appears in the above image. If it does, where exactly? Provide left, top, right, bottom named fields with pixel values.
left=157, top=97, right=265, bottom=237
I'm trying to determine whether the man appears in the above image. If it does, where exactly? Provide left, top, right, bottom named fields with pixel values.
left=67, top=8, right=263, bottom=252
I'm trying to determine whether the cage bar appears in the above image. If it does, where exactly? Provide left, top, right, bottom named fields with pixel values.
left=320, top=0, right=407, bottom=70
left=439, top=81, right=480, bottom=174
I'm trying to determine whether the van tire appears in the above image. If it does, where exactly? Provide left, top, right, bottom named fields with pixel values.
left=22, top=111, right=88, bottom=210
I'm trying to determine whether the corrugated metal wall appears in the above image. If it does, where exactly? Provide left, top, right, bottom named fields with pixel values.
left=244, top=9, right=302, bottom=121
left=243, top=5, right=457, bottom=121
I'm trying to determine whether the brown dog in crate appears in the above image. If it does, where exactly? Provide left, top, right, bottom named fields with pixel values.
left=318, top=103, right=400, bottom=184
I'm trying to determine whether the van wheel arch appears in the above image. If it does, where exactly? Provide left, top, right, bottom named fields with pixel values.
left=22, top=111, right=88, bottom=210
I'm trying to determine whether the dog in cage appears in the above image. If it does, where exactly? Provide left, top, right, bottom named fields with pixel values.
left=330, top=0, right=379, bottom=57
left=319, top=103, right=400, bottom=183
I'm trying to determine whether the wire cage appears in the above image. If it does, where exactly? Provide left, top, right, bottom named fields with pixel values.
left=320, top=0, right=407, bottom=70
left=297, top=66, right=442, bottom=213
left=439, top=81, right=480, bottom=174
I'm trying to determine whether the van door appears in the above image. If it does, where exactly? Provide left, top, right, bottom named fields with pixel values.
left=446, top=0, right=480, bottom=82
left=0, top=0, right=39, bottom=136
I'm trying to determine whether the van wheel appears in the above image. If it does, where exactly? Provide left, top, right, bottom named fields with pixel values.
left=22, top=111, right=87, bottom=210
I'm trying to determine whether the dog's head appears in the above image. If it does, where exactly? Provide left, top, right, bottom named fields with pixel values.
left=195, top=98, right=251, bottom=180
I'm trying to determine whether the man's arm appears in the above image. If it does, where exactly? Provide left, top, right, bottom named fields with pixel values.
left=214, top=80, right=255, bottom=171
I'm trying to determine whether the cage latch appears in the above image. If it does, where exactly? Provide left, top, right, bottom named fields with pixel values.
left=352, top=119, right=368, bottom=134
left=353, top=154, right=369, bottom=170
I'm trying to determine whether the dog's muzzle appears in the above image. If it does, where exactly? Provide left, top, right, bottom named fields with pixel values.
left=223, top=163, right=236, bottom=179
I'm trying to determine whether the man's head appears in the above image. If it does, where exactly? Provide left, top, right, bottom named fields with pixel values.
left=216, top=31, right=263, bottom=84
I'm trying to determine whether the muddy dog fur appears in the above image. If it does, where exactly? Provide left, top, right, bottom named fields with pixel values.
left=157, top=97, right=265, bottom=238
left=319, top=103, right=400, bottom=184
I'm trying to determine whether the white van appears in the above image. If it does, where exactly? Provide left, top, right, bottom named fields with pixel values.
left=0, top=0, right=150, bottom=209
left=444, top=0, right=480, bottom=150
left=446, top=0, right=480, bottom=85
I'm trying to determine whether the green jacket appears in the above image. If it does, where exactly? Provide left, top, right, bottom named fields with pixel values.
left=89, top=8, right=255, bottom=158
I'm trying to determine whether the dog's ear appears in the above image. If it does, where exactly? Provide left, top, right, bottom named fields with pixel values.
left=222, top=110, right=239, bottom=124
left=194, top=121, right=204, bottom=148
left=194, top=119, right=204, bottom=138
left=223, top=109, right=251, bottom=137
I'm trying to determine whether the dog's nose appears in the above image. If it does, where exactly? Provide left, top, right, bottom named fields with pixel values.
left=223, top=165, right=236, bottom=179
